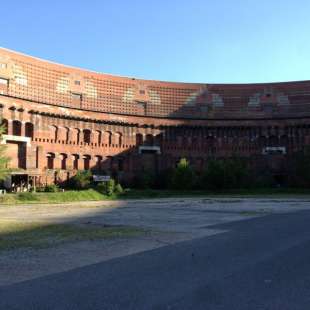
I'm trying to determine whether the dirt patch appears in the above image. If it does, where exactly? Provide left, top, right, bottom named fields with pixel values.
left=0, top=220, right=144, bottom=252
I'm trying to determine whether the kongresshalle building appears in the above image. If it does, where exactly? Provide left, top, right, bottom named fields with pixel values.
left=0, top=48, right=309, bottom=188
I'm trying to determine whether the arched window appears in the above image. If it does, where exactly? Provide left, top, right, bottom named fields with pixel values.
left=83, top=155, right=91, bottom=170
left=60, top=153, right=67, bottom=170
left=74, top=128, right=80, bottom=144
left=72, top=154, right=79, bottom=170
left=95, top=155, right=102, bottom=171
left=145, top=134, right=154, bottom=146
left=13, top=120, right=22, bottom=136
left=155, top=133, right=163, bottom=146
left=47, top=153, right=55, bottom=169
left=136, top=133, right=143, bottom=146
left=50, top=125, right=58, bottom=142
left=96, top=130, right=102, bottom=145
left=83, top=129, right=91, bottom=144
left=64, top=127, right=70, bottom=143
left=103, top=131, right=112, bottom=146
left=25, top=122, right=34, bottom=139
left=115, top=132, right=122, bottom=146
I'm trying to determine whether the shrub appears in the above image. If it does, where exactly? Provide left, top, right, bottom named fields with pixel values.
left=44, top=184, right=59, bottom=192
left=96, top=182, right=106, bottom=194
left=292, top=152, right=310, bottom=187
left=105, top=179, right=115, bottom=196
left=224, top=157, right=249, bottom=189
left=202, top=159, right=226, bottom=190
left=71, top=170, right=92, bottom=190
left=114, top=183, right=124, bottom=195
left=170, top=158, right=196, bottom=190
left=202, top=157, right=250, bottom=190
left=96, top=179, right=121, bottom=196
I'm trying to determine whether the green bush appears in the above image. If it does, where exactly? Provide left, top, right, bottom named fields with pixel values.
left=71, top=170, right=92, bottom=189
left=202, top=160, right=226, bottom=190
left=44, top=184, right=59, bottom=192
left=293, top=152, right=310, bottom=187
left=170, top=158, right=196, bottom=190
left=202, top=157, right=250, bottom=190
left=96, top=179, right=114, bottom=195
left=105, top=179, right=115, bottom=196
left=224, top=157, right=249, bottom=189
left=115, top=183, right=124, bottom=195
left=96, top=182, right=106, bottom=194
left=96, top=180, right=123, bottom=196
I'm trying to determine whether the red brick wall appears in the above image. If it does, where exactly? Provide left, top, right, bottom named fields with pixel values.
left=0, top=48, right=309, bottom=186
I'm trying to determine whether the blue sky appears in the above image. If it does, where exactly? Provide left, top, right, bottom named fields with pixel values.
left=1, top=0, right=310, bottom=83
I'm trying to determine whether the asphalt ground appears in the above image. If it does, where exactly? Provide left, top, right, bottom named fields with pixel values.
left=1, top=210, right=310, bottom=309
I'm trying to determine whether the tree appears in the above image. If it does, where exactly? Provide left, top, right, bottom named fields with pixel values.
left=224, top=157, right=249, bottom=189
left=202, top=157, right=249, bottom=190
left=293, top=151, right=310, bottom=187
left=0, top=123, right=10, bottom=181
left=202, top=159, right=226, bottom=190
left=71, top=170, right=92, bottom=189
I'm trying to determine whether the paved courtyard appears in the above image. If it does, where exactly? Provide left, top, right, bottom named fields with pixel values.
left=1, top=197, right=310, bottom=286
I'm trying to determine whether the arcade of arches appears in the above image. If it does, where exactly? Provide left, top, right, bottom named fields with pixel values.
left=1, top=108, right=310, bottom=188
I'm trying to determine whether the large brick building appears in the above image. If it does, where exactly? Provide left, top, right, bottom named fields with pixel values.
left=0, top=47, right=309, bottom=188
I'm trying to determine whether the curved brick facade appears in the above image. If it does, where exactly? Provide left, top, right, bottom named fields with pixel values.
left=0, top=47, right=309, bottom=187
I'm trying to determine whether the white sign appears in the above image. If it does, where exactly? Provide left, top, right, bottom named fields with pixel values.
left=93, top=175, right=111, bottom=182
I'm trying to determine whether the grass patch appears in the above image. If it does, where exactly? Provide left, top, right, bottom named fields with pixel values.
left=0, top=220, right=144, bottom=252
left=0, top=189, right=109, bottom=204
left=0, top=188, right=309, bottom=205
left=121, top=188, right=310, bottom=199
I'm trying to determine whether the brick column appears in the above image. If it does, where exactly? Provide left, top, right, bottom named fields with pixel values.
left=66, top=155, right=74, bottom=170
left=54, top=153, right=62, bottom=170
left=88, top=155, right=96, bottom=171
left=21, top=121, right=26, bottom=137
left=7, top=119, right=13, bottom=135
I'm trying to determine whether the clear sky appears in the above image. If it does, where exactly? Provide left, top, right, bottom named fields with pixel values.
left=1, top=0, right=310, bottom=83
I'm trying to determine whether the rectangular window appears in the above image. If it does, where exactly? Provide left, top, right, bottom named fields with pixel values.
left=0, top=78, right=8, bottom=85
left=72, top=93, right=82, bottom=100
left=0, top=63, right=7, bottom=69
left=74, top=80, right=81, bottom=85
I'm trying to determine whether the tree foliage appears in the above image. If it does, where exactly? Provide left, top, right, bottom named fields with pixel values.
left=202, top=157, right=249, bottom=190
left=170, top=158, right=196, bottom=190
left=293, top=151, right=310, bottom=187
left=71, top=170, right=92, bottom=189
left=0, top=123, right=10, bottom=181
